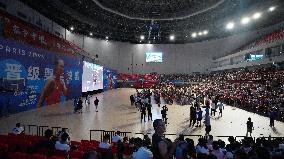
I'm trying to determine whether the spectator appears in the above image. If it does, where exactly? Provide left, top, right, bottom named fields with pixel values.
left=55, top=132, right=70, bottom=152
left=152, top=119, right=179, bottom=159
left=133, top=137, right=153, bottom=159
left=12, top=123, right=24, bottom=135
left=112, top=131, right=122, bottom=143
left=99, top=134, right=111, bottom=149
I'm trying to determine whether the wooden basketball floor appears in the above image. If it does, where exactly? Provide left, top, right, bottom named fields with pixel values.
left=0, top=88, right=284, bottom=142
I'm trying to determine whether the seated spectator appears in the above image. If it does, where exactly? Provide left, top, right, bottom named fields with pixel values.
left=12, top=123, right=24, bottom=134
left=132, top=138, right=153, bottom=159
left=99, top=134, right=111, bottom=149
left=55, top=132, right=70, bottom=152
left=82, top=151, right=98, bottom=159
left=211, top=141, right=224, bottom=159
left=196, top=138, right=209, bottom=155
left=112, top=131, right=122, bottom=143
left=37, top=129, right=56, bottom=150
left=56, top=128, right=70, bottom=143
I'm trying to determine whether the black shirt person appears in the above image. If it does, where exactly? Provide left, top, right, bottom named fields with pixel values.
left=161, top=105, right=168, bottom=124
left=141, top=105, right=146, bottom=122
left=152, top=119, right=179, bottom=159
left=146, top=103, right=152, bottom=121
left=94, top=97, right=99, bottom=112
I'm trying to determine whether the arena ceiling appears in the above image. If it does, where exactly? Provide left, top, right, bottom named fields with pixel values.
left=21, top=0, right=284, bottom=44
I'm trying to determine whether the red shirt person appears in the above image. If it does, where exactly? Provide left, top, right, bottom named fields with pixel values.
left=38, top=59, right=68, bottom=107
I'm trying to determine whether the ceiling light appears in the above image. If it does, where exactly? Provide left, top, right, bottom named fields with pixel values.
left=170, top=35, right=175, bottom=40
left=89, top=32, right=93, bottom=36
left=252, top=12, right=262, bottom=19
left=70, top=26, right=74, bottom=31
left=203, top=30, right=208, bottom=35
left=241, top=17, right=250, bottom=25
left=106, top=36, right=109, bottom=40
left=191, top=32, right=197, bottom=38
left=139, top=41, right=141, bottom=43
left=148, top=41, right=151, bottom=44
left=226, top=22, right=235, bottom=30
left=269, top=6, right=276, bottom=12
left=198, top=32, right=203, bottom=36
left=140, top=35, right=145, bottom=40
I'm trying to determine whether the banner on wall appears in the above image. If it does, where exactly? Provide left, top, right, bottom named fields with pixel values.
left=0, top=38, right=83, bottom=117
left=103, top=68, right=118, bottom=91
left=0, top=10, right=89, bottom=57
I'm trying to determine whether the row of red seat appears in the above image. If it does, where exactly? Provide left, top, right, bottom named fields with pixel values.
left=0, top=134, right=135, bottom=159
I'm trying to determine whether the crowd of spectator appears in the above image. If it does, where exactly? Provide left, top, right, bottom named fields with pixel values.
left=155, top=66, right=284, bottom=122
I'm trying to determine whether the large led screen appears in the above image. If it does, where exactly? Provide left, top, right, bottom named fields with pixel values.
left=82, top=61, right=103, bottom=92
left=146, top=52, right=163, bottom=62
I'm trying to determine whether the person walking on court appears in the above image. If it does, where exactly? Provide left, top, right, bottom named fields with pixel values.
left=161, top=105, right=168, bottom=124
left=246, top=117, right=254, bottom=137
left=204, top=114, right=211, bottom=136
left=146, top=103, right=152, bottom=121
left=269, top=109, right=277, bottom=127
left=94, top=97, right=99, bottom=112
left=189, top=105, right=197, bottom=127
left=141, top=105, right=146, bottom=122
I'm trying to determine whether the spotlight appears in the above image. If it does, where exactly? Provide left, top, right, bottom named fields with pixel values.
left=203, top=30, right=208, bottom=35
left=139, top=41, right=141, bottom=43
left=106, top=36, right=109, bottom=40
left=252, top=12, right=262, bottom=19
left=198, top=32, right=203, bottom=36
left=241, top=17, right=250, bottom=25
left=226, top=22, right=235, bottom=30
left=170, top=35, right=175, bottom=40
left=191, top=32, right=197, bottom=38
left=70, top=26, right=74, bottom=31
left=269, top=6, right=276, bottom=12
left=89, top=32, right=93, bottom=36
left=140, top=35, right=145, bottom=40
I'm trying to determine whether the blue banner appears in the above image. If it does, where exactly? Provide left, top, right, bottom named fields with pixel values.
left=103, top=68, right=118, bottom=91
left=0, top=38, right=82, bottom=116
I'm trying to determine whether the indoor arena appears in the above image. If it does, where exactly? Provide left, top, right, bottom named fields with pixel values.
left=0, top=0, right=284, bottom=159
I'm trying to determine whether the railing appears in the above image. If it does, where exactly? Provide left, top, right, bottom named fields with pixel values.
left=25, top=124, right=69, bottom=136
left=90, top=130, right=131, bottom=141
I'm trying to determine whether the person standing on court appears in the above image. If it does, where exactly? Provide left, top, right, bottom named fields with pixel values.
left=94, top=97, right=99, bottom=112
left=141, top=105, right=146, bottom=122
left=161, top=105, right=168, bottom=124
left=246, top=117, right=253, bottom=137
left=146, top=103, right=152, bottom=121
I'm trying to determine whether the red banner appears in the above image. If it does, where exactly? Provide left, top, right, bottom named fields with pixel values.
left=0, top=11, right=88, bottom=57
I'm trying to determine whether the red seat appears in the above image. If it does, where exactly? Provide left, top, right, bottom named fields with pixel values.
left=48, top=156, right=65, bottom=159
left=30, top=154, right=47, bottom=159
left=53, top=150, right=67, bottom=158
left=69, top=150, right=84, bottom=158
left=9, top=152, right=29, bottom=159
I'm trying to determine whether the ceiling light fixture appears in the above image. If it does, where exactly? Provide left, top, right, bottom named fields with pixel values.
left=191, top=32, right=197, bottom=38
left=140, top=35, right=145, bottom=40
left=226, top=22, right=235, bottom=30
left=269, top=6, right=276, bottom=12
left=170, top=35, right=175, bottom=40
left=252, top=12, right=262, bottom=19
left=241, top=17, right=250, bottom=25
left=203, top=30, right=208, bottom=35
left=70, top=26, right=74, bottom=31
left=89, top=32, right=93, bottom=36
left=198, top=32, right=203, bottom=36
